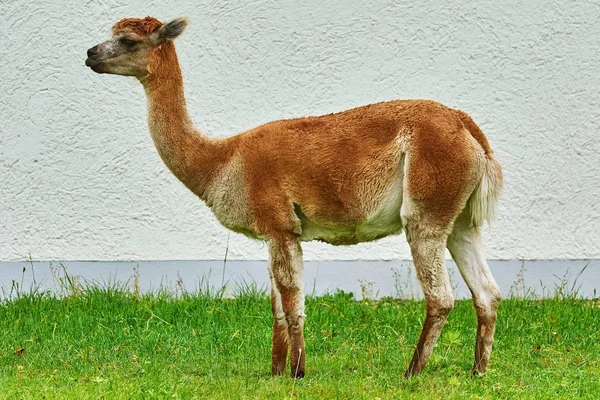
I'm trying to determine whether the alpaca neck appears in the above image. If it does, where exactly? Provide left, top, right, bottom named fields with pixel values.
left=141, top=44, right=227, bottom=199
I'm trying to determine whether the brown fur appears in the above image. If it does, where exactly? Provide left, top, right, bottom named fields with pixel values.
left=86, top=16, right=504, bottom=379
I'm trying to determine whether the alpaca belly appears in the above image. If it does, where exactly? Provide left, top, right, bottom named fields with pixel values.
left=298, top=222, right=360, bottom=245
left=298, top=183, right=404, bottom=245
left=356, top=176, right=404, bottom=241
left=299, top=219, right=402, bottom=245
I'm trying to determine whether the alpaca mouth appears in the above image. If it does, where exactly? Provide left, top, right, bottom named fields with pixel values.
left=85, top=57, right=96, bottom=67
left=85, top=57, right=105, bottom=73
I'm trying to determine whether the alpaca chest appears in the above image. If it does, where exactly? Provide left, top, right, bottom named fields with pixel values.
left=204, top=157, right=257, bottom=238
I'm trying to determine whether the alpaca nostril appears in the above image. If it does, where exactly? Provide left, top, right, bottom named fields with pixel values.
left=87, top=46, right=99, bottom=58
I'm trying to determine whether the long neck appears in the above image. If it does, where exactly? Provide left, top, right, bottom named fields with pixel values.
left=141, top=43, right=227, bottom=199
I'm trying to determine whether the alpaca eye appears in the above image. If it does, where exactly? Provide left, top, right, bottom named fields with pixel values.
left=120, top=38, right=138, bottom=49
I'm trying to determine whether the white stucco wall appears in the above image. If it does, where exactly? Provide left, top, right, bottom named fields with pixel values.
left=1, top=0, right=599, bottom=262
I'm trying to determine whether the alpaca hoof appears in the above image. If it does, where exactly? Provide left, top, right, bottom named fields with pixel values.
left=291, top=370, right=305, bottom=379
left=271, top=365, right=286, bottom=376
left=404, top=365, right=421, bottom=379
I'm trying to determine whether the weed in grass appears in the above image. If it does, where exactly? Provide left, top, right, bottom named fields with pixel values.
left=392, top=263, right=417, bottom=299
left=549, top=262, right=589, bottom=301
left=508, top=260, right=534, bottom=299
left=359, top=279, right=378, bottom=300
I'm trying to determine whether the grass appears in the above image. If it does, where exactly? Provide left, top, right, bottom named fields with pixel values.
left=1, top=273, right=599, bottom=399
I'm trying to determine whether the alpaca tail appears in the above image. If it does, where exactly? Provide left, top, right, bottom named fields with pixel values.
left=467, top=154, right=503, bottom=227
left=457, top=111, right=503, bottom=227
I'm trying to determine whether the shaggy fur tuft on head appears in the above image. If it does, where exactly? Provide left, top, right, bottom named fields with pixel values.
left=112, top=16, right=163, bottom=35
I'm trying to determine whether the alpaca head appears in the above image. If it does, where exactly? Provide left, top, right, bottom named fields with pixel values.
left=85, top=16, right=187, bottom=78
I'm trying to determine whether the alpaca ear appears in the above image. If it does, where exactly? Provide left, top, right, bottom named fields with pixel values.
left=152, top=17, right=188, bottom=45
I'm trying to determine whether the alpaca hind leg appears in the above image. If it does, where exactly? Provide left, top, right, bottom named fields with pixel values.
left=447, top=212, right=501, bottom=375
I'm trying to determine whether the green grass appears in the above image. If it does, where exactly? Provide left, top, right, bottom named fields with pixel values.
left=1, top=280, right=599, bottom=399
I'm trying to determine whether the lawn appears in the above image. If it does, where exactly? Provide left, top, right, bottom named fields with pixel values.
left=1, top=277, right=599, bottom=399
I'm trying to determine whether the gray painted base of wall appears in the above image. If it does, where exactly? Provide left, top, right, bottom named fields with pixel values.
left=1, top=260, right=598, bottom=300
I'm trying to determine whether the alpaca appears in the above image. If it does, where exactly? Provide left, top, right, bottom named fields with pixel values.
left=85, top=16, right=503, bottom=378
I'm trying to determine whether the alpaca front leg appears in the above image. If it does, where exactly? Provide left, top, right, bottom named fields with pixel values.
left=269, top=236, right=305, bottom=378
left=270, top=275, right=288, bottom=375
left=284, top=289, right=306, bottom=379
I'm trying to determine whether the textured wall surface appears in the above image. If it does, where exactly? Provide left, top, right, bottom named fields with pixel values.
left=1, top=0, right=599, bottom=261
